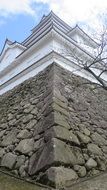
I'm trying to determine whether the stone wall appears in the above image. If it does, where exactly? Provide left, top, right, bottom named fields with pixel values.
left=68, top=172, right=107, bottom=190
left=0, top=64, right=54, bottom=180
left=0, top=63, right=107, bottom=189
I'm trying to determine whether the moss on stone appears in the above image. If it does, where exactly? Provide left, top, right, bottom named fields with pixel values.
left=0, top=172, right=49, bottom=190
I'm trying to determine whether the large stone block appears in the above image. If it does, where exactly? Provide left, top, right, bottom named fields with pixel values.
left=52, top=103, right=69, bottom=117
left=54, top=111, right=70, bottom=129
left=40, top=166, right=78, bottom=188
left=34, top=112, right=54, bottom=135
left=28, top=138, right=77, bottom=175
left=53, top=97, right=68, bottom=109
left=44, top=126, right=80, bottom=145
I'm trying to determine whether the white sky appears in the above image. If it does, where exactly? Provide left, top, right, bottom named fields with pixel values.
left=37, top=0, right=107, bottom=33
left=0, top=0, right=107, bottom=31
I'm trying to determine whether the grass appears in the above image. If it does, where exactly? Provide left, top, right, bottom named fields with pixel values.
left=0, top=172, right=50, bottom=190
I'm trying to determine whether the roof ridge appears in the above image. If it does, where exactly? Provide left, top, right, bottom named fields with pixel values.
left=31, top=11, right=72, bottom=33
left=68, top=24, right=99, bottom=46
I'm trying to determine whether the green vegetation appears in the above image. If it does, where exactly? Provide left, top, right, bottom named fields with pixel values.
left=0, top=172, right=49, bottom=190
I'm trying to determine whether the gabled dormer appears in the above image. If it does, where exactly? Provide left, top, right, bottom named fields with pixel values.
left=67, top=25, right=99, bottom=54
left=0, top=39, right=26, bottom=72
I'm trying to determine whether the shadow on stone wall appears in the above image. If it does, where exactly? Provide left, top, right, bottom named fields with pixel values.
left=0, top=63, right=107, bottom=189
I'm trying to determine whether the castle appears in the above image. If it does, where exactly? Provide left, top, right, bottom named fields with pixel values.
left=1, top=11, right=107, bottom=95
left=0, top=12, right=107, bottom=190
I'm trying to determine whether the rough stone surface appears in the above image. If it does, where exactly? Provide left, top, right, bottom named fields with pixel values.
left=44, top=126, right=80, bottom=145
left=72, top=147, right=85, bottom=165
left=40, top=166, right=78, bottom=188
left=0, top=148, right=5, bottom=158
left=54, top=112, right=70, bottom=129
left=91, top=132, right=107, bottom=146
left=69, top=172, right=107, bottom=190
left=29, top=138, right=77, bottom=175
left=34, top=138, right=45, bottom=151
left=15, top=139, right=34, bottom=154
left=1, top=130, right=18, bottom=146
left=0, top=64, right=107, bottom=188
left=79, top=125, right=91, bottom=136
left=1, top=153, right=17, bottom=169
left=17, top=129, right=31, bottom=139
left=15, top=155, right=26, bottom=169
left=76, top=131, right=91, bottom=144
left=0, top=123, right=8, bottom=130
left=87, top=143, right=102, bottom=155
left=0, top=130, right=6, bottom=138
left=26, top=119, right=37, bottom=130
left=74, top=165, right=87, bottom=177
left=85, top=158, right=97, bottom=170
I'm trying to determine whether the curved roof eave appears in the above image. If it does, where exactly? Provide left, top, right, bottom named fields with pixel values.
left=0, top=39, right=26, bottom=59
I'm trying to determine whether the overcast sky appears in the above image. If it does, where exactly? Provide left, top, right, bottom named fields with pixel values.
left=0, top=0, right=107, bottom=52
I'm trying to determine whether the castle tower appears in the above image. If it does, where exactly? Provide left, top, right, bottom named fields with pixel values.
left=0, top=12, right=107, bottom=189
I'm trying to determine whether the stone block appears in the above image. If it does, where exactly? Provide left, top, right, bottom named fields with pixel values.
left=76, top=131, right=91, bottom=144
left=26, top=119, right=37, bottom=130
left=28, top=138, right=77, bottom=175
left=1, top=130, right=18, bottom=147
left=15, top=139, right=34, bottom=155
left=1, top=153, right=17, bottom=169
left=17, top=129, right=31, bottom=139
left=0, top=130, right=6, bottom=138
left=87, top=143, right=102, bottom=155
left=72, top=147, right=85, bottom=165
left=34, top=138, right=45, bottom=151
left=52, top=103, right=69, bottom=116
left=0, top=123, right=8, bottom=130
left=34, top=112, right=54, bottom=135
left=53, top=97, right=67, bottom=109
left=44, top=126, right=80, bottom=145
left=74, top=165, right=86, bottom=177
left=54, top=111, right=70, bottom=129
left=15, top=155, right=26, bottom=169
left=22, top=114, right=33, bottom=124
left=0, top=148, right=5, bottom=158
left=91, top=132, right=107, bottom=146
left=86, top=158, right=97, bottom=170
left=40, top=166, right=78, bottom=188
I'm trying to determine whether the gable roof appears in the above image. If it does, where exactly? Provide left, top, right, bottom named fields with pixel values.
left=68, top=25, right=99, bottom=48
left=0, top=39, right=26, bottom=60
left=0, top=39, right=13, bottom=56
left=22, top=11, right=72, bottom=47
left=31, top=11, right=72, bottom=33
